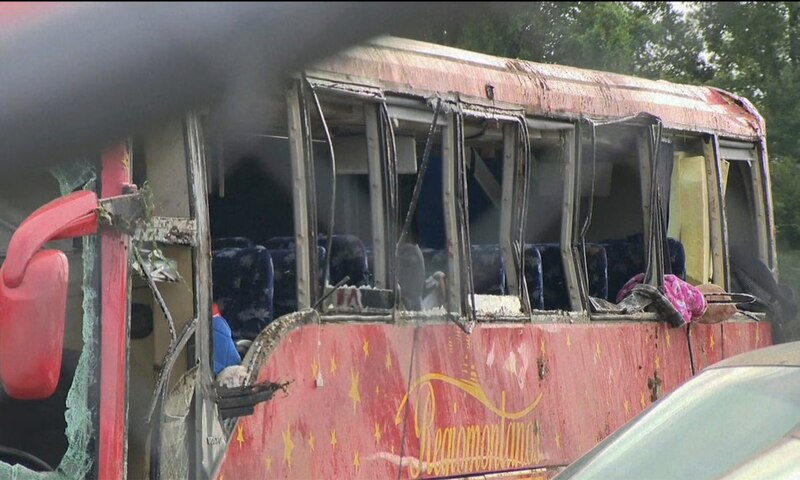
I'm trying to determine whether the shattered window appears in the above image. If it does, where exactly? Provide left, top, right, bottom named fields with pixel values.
left=0, top=161, right=99, bottom=479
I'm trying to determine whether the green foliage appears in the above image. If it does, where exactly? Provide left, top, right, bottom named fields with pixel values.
left=411, top=2, right=709, bottom=82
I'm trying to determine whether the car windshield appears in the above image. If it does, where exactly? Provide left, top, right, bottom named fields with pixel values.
left=556, top=366, right=800, bottom=480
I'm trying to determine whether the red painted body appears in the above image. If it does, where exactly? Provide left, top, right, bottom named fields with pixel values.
left=313, top=37, right=764, bottom=140
left=217, top=319, right=770, bottom=479
left=98, top=144, right=131, bottom=480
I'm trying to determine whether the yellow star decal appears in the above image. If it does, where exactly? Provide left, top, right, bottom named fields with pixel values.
left=385, top=351, right=393, bottom=370
left=354, top=450, right=360, bottom=471
left=349, top=370, right=361, bottom=413
left=374, top=422, right=382, bottom=443
left=236, top=424, right=245, bottom=448
left=311, top=358, right=319, bottom=380
left=640, top=391, right=647, bottom=408
left=595, top=341, right=602, bottom=357
left=308, top=432, right=315, bottom=452
left=624, top=399, right=631, bottom=414
left=330, top=355, right=337, bottom=375
left=566, top=334, right=572, bottom=349
left=666, top=330, right=672, bottom=348
left=540, top=338, right=546, bottom=354
left=710, top=334, right=715, bottom=351
left=504, top=354, right=517, bottom=375
left=363, top=338, right=370, bottom=359
left=555, top=431, right=561, bottom=448
left=331, top=429, right=338, bottom=449
left=282, top=426, right=295, bottom=469
left=266, top=455, right=272, bottom=472
left=655, top=355, right=661, bottom=369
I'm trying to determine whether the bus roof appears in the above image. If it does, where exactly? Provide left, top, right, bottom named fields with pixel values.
left=311, top=36, right=764, bottom=141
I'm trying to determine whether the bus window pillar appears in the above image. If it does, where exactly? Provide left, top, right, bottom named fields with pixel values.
left=287, top=81, right=316, bottom=309
left=442, top=113, right=462, bottom=315
left=705, top=135, right=731, bottom=289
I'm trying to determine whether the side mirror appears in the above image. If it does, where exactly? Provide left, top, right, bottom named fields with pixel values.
left=0, top=191, right=98, bottom=399
left=0, top=250, right=68, bottom=399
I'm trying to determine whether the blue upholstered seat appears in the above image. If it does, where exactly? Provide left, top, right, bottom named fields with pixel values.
left=211, top=245, right=274, bottom=340
left=536, top=243, right=608, bottom=310
left=523, top=245, right=544, bottom=310
left=601, top=233, right=686, bottom=302
left=211, top=237, right=254, bottom=250
left=325, top=235, right=370, bottom=287
left=266, top=234, right=369, bottom=287
left=470, top=245, right=506, bottom=295
left=269, top=246, right=327, bottom=318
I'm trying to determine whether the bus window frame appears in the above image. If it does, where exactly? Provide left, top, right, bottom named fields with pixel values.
left=384, top=98, right=463, bottom=314
left=287, top=80, right=317, bottom=310
left=718, top=137, right=775, bottom=271
left=558, top=124, right=583, bottom=311
left=458, top=109, right=533, bottom=315
left=573, top=120, right=665, bottom=318
left=515, top=117, right=581, bottom=313
left=364, top=102, right=389, bottom=288
left=288, top=80, right=401, bottom=311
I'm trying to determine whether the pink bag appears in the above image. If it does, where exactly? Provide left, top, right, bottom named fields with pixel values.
left=617, top=273, right=708, bottom=323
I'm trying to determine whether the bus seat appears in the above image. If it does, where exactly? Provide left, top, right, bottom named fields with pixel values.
left=323, top=235, right=370, bottom=287
left=523, top=245, right=544, bottom=310
left=267, top=235, right=369, bottom=287
left=264, top=236, right=294, bottom=250
left=668, top=238, right=687, bottom=280
left=269, top=246, right=327, bottom=318
left=211, top=245, right=274, bottom=340
left=537, top=243, right=608, bottom=310
left=397, top=244, right=425, bottom=310
left=470, top=245, right=506, bottom=295
left=602, top=234, right=686, bottom=302
left=211, top=236, right=254, bottom=250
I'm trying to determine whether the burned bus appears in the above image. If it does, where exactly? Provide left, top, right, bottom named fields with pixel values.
left=0, top=37, right=778, bottom=479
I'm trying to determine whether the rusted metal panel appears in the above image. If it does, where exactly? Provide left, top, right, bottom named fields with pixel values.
left=135, top=216, right=197, bottom=246
left=310, top=37, right=763, bottom=141
left=215, top=318, right=767, bottom=479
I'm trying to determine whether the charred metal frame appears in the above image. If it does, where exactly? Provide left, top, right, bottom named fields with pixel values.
left=287, top=82, right=315, bottom=310
left=364, top=104, right=388, bottom=287
left=500, top=124, right=520, bottom=296
left=704, top=135, right=730, bottom=288
left=136, top=217, right=198, bottom=246
left=285, top=66, right=774, bottom=324
left=185, top=113, right=228, bottom=479
left=570, top=122, right=591, bottom=312
left=442, top=112, right=462, bottom=315
left=560, top=127, right=582, bottom=311
left=758, top=138, right=778, bottom=271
